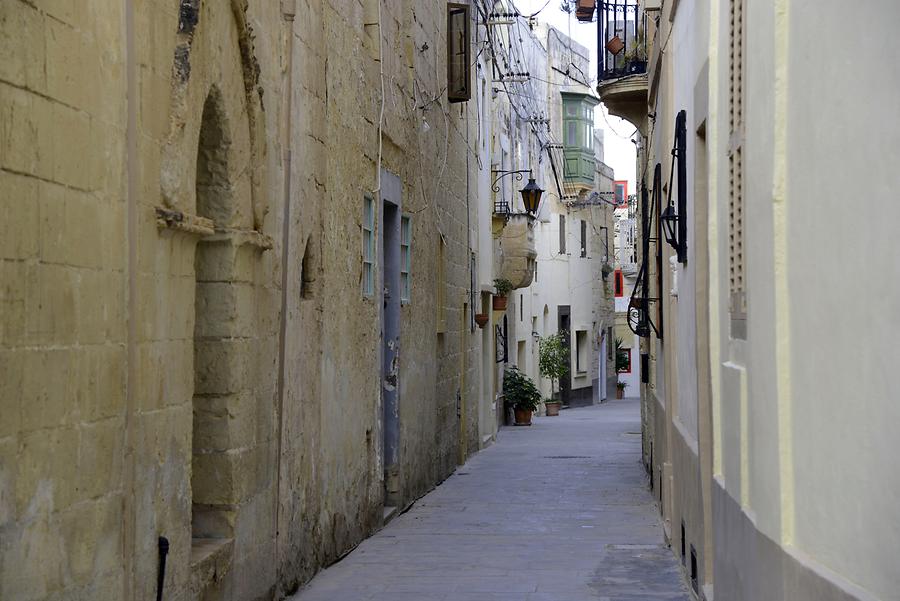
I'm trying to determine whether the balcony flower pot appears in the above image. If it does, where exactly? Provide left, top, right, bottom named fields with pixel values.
left=503, top=367, right=541, bottom=428
left=545, top=400, right=561, bottom=416
left=626, top=59, right=647, bottom=74
left=492, top=278, right=514, bottom=312
left=474, top=313, right=489, bottom=329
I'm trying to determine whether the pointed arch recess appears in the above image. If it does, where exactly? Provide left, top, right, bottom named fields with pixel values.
left=160, top=0, right=267, bottom=230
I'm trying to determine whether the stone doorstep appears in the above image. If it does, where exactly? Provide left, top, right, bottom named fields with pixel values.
left=190, top=537, right=234, bottom=592
left=382, top=505, right=399, bottom=526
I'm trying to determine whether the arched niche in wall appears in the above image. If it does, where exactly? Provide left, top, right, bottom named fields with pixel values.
left=152, top=2, right=275, bottom=584
left=159, top=0, right=268, bottom=231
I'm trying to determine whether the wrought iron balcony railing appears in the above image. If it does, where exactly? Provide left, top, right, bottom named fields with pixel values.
left=493, top=200, right=511, bottom=216
left=597, top=1, right=647, bottom=82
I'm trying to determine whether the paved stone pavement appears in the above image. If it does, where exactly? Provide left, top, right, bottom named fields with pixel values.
left=289, top=398, right=692, bottom=601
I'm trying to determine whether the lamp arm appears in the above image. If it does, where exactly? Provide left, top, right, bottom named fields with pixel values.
left=490, top=169, right=530, bottom=193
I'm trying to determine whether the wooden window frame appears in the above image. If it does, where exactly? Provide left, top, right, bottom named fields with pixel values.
left=400, top=214, right=411, bottom=303
left=362, top=195, right=375, bottom=297
left=559, top=214, right=566, bottom=254
left=447, top=3, right=471, bottom=103
left=615, top=180, right=628, bottom=207
left=580, top=219, right=587, bottom=257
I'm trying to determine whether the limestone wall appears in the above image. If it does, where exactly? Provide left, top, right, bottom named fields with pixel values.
left=0, top=1, right=486, bottom=600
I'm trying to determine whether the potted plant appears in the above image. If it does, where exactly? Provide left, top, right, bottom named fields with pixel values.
left=503, top=367, right=542, bottom=426
left=544, top=396, right=561, bottom=416
left=539, top=333, right=569, bottom=415
left=623, top=27, right=647, bottom=74
left=474, top=313, right=489, bottom=328
left=616, top=381, right=628, bottom=399
left=492, top=278, right=514, bottom=311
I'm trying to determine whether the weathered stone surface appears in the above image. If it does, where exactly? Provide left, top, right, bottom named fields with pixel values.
left=1, top=3, right=499, bottom=600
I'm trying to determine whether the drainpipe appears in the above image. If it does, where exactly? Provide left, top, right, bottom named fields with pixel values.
left=274, top=0, right=296, bottom=590
left=123, top=0, right=138, bottom=599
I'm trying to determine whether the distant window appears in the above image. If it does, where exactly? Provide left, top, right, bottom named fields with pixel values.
left=559, top=214, right=566, bottom=254
left=615, top=180, right=628, bottom=206
left=362, top=196, right=375, bottom=296
left=580, top=219, right=587, bottom=257
left=447, top=4, right=471, bottom=103
left=519, top=294, right=523, bottom=321
left=400, top=215, right=411, bottom=302
left=567, top=121, right=577, bottom=146
left=614, top=269, right=623, bottom=297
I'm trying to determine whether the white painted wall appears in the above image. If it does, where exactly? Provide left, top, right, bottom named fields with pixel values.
left=707, top=1, right=900, bottom=597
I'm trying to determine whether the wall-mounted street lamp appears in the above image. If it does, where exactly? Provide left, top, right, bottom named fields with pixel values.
left=661, top=203, right=681, bottom=256
left=491, top=169, right=545, bottom=216
left=662, top=109, right=688, bottom=264
left=519, top=176, right=544, bottom=215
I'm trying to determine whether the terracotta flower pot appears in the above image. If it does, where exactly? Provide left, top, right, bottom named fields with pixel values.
left=513, top=408, right=533, bottom=426
left=492, top=295, right=508, bottom=311
left=545, top=401, right=561, bottom=416
left=474, top=313, right=489, bottom=328
left=616, top=388, right=624, bottom=399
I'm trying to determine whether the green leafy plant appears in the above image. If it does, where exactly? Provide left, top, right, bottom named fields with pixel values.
left=539, top=333, right=569, bottom=400
left=615, top=337, right=631, bottom=373
left=503, top=367, right=542, bottom=412
left=493, top=278, right=514, bottom=298
left=617, top=381, right=628, bottom=390
left=623, top=27, right=647, bottom=63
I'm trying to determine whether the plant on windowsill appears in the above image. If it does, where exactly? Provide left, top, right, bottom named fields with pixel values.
left=616, top=381, right=628, bottom=399
left=492, top=278, right=514, bottom=311
left=503, top=367, right=542, bottom=426
left=539, top=333, right=569, bottom=415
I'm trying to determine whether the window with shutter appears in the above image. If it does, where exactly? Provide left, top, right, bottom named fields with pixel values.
left=559, top=214, right=566, bottom=254
left=447, top=4, right=471, bottom=103
left=400, top=215, right=411, bottom=303
left=362, top=196, right=375, bottom=297
left=728, top=0, right=747, bottom=337
left=580, top=219, right=587, bottom=257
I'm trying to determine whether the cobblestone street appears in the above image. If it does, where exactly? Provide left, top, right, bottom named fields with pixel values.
left=290, top=399, right=691, bottom=601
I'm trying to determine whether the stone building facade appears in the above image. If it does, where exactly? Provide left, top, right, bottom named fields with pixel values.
left=489, top=20, right=617, bottom=411
left=0, top=1, right=492, bottom=600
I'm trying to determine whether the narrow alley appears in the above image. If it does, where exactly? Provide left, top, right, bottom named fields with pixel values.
left=5, top=1, right=900, bottom=600
left=290, top=400, right=690, bottom=601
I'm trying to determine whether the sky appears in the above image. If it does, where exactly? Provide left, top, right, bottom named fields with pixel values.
left=515, top=0, right=638, bottom=191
